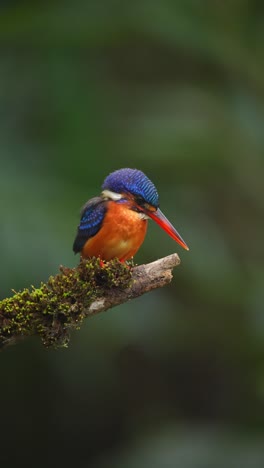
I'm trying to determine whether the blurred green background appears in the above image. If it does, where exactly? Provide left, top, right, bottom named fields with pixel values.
left=1, top=1, right=264, bottom=467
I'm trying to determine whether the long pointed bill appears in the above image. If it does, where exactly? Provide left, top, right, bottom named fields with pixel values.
left=146, top=208, right=189, bottom=251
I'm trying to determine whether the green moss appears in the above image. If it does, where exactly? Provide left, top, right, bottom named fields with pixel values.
left=0, top=258, right=132, bottom=349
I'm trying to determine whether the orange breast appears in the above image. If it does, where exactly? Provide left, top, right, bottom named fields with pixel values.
left=81, top=201, right=148, bottom=261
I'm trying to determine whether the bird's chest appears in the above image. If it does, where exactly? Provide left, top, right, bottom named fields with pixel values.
left=82, top=202, right=148, bottom=261
left=104, top=204, right=147, bottom=242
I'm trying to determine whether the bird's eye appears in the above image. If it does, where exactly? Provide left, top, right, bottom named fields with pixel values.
left=135, top=195, right=145, bottom=206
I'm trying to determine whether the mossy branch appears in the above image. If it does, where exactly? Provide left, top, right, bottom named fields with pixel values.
left=0, top=254, right=180, bottom=350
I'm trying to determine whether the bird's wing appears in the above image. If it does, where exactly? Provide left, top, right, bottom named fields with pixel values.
left=73, top=196, right=107, bottom=253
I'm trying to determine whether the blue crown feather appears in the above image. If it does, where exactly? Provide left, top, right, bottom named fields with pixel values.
left=102, top=168, right=159, bottom=208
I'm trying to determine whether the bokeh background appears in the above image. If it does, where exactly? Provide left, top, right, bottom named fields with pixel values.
left=1, top=1, right=264, bottom=467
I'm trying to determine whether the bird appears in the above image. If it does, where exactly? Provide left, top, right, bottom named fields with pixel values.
left=73, top=168, right=189, bottom=262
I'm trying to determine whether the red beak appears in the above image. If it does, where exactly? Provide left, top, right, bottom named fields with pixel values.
left=146, top=208, right=189, bottom=251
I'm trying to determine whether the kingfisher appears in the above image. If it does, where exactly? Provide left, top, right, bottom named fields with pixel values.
left=73, top=168, right=189, bottom=262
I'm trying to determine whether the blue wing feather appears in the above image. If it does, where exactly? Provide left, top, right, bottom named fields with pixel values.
left=73, top=197, right=107, bottom=253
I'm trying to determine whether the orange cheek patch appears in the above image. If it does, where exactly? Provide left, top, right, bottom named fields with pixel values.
left=143, top=203, right=156, bottom=212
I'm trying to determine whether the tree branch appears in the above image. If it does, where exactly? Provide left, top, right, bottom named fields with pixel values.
left=0, top=254, right=180, bottom=350
left=87, top=253, right=180, bottom=315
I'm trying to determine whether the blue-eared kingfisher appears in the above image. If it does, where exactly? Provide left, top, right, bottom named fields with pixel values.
left=73, top=168, right=189, bottom=262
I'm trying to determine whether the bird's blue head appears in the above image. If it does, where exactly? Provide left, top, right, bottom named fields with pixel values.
left=102, top=168, right=159, bottom=208
left=102, top=168, right=189, bottom=251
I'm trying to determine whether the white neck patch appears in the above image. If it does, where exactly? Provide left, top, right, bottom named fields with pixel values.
left=138, top=212, right=150, bottom=220
left=101, top=189, right=123, bottom=201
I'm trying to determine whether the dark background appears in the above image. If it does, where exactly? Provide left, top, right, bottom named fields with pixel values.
left=1, top=1, right=264, bottom=467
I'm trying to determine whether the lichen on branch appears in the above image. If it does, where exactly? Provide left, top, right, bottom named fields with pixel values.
left=0, top=258, right=132, bottom=349
left=0, top=253, right=180, bottom=350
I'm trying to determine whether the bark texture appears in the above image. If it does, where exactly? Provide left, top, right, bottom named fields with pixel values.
left=0, top=254, right=180, bottom=350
